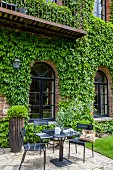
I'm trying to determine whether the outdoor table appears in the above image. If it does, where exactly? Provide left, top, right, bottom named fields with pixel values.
left=42, top=129, right=78, bottom=167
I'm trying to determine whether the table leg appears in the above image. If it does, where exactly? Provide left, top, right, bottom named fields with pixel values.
left=59, top=138, right=63, bottom=161
left=50, top=137, right=73, bottom=167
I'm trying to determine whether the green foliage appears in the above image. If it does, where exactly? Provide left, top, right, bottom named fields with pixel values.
left=26, top=0, right=74, bottom=27
left=0, top=1, right=95, bottom=106
left=56, top=108, right=65, bottom=128
left=7, top=105, right=28, bottom=118
left=6, top=0, right=92, bottom=29
left=94, top=120, right=113, bottom=134
left=25, top=123, right=55, bottom=143
left=110, top=0, right=113, bottom=23
left=0, top=118, right=9, bottom=148
left=56, top=98, right=94, bottom=129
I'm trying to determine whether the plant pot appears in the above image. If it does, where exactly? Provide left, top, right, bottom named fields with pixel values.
left=9, top=117, right=24, bottom=153
left=17, top=7, right=27, bottom=14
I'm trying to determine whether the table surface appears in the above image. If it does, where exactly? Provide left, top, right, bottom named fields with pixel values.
left=42, top=129, right=79, bottom=138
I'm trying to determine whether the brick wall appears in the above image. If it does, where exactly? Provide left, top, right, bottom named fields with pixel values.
left=106, top=0, right=111, bottom=21
left=0, top=95, right=9, bottom=118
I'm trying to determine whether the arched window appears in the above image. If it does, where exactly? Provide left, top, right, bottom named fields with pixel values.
left=94, top=70, right=108, bottom=117
left=29, top=62, right=55, bottom=120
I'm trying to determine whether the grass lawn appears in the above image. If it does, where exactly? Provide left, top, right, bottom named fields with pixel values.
left=86, top=135, right=113, bottom=159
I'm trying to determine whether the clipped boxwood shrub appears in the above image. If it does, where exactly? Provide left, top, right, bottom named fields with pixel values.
left=7, top=105, right=28, bottom=118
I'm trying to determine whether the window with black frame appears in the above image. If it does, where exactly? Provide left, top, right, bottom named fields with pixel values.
left=94, top=0, right=106, bottom=21
left=29, top=62, right=55, bottom=120
left=94, top=70, right=109, bottom=117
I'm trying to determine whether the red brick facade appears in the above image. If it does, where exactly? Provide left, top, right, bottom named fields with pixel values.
left=0, top=95, right=9, bottom=118
left=106, top=0, right=111, bottom=21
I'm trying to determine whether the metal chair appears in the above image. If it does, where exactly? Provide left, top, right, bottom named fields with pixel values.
left=19, top=127, right=46, bottom=170
left=34, top=119, right=55, bottom=153
left=68, top=123, right=94, bottom=163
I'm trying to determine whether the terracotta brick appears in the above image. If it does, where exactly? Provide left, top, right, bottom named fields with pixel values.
left=106, top=0, right=111, bottom=21
left=0, top=95, right=9, bottom=118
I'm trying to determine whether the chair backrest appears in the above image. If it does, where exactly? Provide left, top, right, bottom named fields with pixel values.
left=34, top=119, right=49, bottom=127
left=34, top=119, right=49, bottom=132
left=77, top=123, right=93, bottom=131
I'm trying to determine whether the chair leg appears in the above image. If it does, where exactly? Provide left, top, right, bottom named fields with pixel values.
left=75, top=144, right=77, bottom=153
left=92, top=143, right=94, bottom=157
left=18, top=150, right=27, bottom=170
left=53, top=140, right=54, bottom=153
left=44, top=150, right=46, bottom=170
left=45, top=145, right=46, bottom=164
left=83, top=145, right=85, bottom=163
left=68, top=142, right=70, bottom=159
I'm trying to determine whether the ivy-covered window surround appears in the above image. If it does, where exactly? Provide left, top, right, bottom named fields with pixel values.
left=29, top=62, right=55, bottom=120
left=94, top=0, right=106, bottom=21
left=94, top=70, right=109, bottom=117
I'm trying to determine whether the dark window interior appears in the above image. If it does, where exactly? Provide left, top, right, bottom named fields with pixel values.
left=29, top=62, right=55, bottom=120
left=94, top=70, right=108, bottom=117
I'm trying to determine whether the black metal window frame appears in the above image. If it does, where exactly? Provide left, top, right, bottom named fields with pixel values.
left=29, top=62, right=56, bottom=121
left=29, top=76, right=55, bottom=120
left=94, top=0, right=106, bottom=21
left=94, top=70, right=109, bottom=117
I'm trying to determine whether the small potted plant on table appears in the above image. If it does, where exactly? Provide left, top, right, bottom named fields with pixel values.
left=7, top=105, right=28, bottom=153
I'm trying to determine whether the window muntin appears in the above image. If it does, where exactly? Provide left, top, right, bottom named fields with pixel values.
left=94, top=0, right=106, bottom=21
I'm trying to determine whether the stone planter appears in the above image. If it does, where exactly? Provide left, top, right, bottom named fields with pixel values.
left=96, top=132, right=109, bottom=138
left=17, top=7, right=27, bottom=14
left=9, top=117, right=24, bottom=153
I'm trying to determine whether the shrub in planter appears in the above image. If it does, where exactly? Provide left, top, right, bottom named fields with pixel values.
left=7, top=105, right=28, bottom=118
left=7, top=105, right=28, bottom=153
left=58, top=98, right=94, bottom=130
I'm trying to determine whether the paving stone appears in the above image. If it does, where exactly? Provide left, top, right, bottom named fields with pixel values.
left=2, top=166, right=13, bottom=170
left=0, top=143, right=113, bottom=170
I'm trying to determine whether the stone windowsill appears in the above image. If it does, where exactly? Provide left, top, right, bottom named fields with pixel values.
left=94, top=117, right=113, bottom=122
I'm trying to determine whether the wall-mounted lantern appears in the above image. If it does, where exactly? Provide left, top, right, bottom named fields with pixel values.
left=13, top=58, right=20, bottom=69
